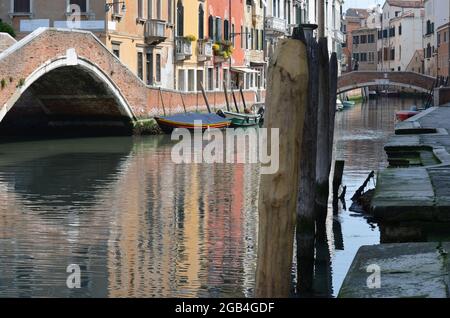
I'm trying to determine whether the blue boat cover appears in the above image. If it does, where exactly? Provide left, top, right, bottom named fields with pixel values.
left=156, top=112, right=230, bottom=125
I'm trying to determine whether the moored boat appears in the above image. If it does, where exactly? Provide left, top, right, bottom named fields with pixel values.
left=154, top=112, right=231, bottom=133
left=217, top=109, right=262, bottom=127
left=395, top=110, right=420, bottom=122
left=342, top=100, right=356, bottom=108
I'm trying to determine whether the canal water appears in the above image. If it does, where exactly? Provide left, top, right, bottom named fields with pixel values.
left=0, top=97, right=419, bottom=297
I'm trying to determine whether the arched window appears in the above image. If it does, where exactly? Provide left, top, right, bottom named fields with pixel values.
left=198, top=4, right=204, bottom=39
left=177, top=0, right=184, bottom=37
left=208, top=15, right=214, bottom=39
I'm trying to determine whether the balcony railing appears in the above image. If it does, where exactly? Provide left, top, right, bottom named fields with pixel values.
left=198, top=40, right=213, bottom=62
left=176, top=37, right=193, bottom=61
left=145, top=19, right=167, bottom=44
left=264, top=16, right=287, bottom=35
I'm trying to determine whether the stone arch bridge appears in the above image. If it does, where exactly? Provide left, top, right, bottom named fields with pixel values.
left=0, top=28, right=259, bottom=135
left=337, top=71, right=436, bottom=94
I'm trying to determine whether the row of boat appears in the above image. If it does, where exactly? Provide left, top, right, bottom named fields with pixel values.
left=154, top=86, right=264, bottom=133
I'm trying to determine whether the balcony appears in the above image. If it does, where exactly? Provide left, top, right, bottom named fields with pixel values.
left=264, top=16, right=287, bottom=36
left=176, top=37, right=193, bottom=61
left=145, top=19, right=167, bottom=45
left=198, top=40, right=213, bottom=62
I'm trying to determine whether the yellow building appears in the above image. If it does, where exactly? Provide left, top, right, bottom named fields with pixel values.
left=174, top=0, right=212, bottom=92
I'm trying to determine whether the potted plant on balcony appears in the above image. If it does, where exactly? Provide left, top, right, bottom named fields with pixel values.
left=184, top=34, right=197, bottom=42
left=213, top=40, right=233, bottom=61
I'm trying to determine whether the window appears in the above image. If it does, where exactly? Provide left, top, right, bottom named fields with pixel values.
left=156, top=0, right=161, bottom=19
left=177, top=0, right=184, bottom=37
left=240, top=26, right=243, bottom=48
left=207, top=68, right=213, bottom=90
left=232, top=24, right=235, bottom=46
left=138, top=0, right=144, bottom=19
left=147, top=0, right=153, bottom=19
left=188, top=69, right=195, bottom=91
left=198, top=5, right=204, bottom=39
left=69, top=0, right=86, bottom=13
left=112, top=43, right=120, bottom=58
left=445, top=32, right=448, bottom=43
left=390, top=48, right=395, bottom=61
left=224, top=19, right=229, bottom=41
left=215, top=17, right=222, bottom=41
left=360, top=35, right=367, bottom=44
left=137, top=52, right=143, bottom=80
left=13, top=0, right=31, bottom=13
left=360, top=53, right=367, bottom=62
left=196, top=70, right=203, bottom=91
left=156, top=53, right=161, bottom=83
left=146, top=51, right=153, bottom=85
left=399, top=24, right=402, bottom=36
left=353, top=36, right=359, bottom=44
left=215, top=66, right=220, bottom=89
left=438, top=33, right=441, bottom=45
left=383, top=29, right=388, bottom=38
left=389, top=27, right=395, bottom=37
left=353, top=53, right=359, bottom=61
left=368, top=34, right=375, bottom=43
left=209, top=16, right=214, bottom=39
left=245, top=27, right=249, bottom=49
left=178, top=69, right=186, bottom=91
left=168, top=0, right=173, bottom=23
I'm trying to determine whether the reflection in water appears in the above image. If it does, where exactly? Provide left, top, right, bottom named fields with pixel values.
left=0, top=97, right=417, bottom=297
left=0, top=134, right=259, bottom=297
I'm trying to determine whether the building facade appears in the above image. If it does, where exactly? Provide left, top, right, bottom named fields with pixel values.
left=423, top=0, right=450, bottom=77
left=378, top=0, right=424, bottom=72
left=342, top=8, right=369, bottom=72
left=351, top=27, right=377, bottom=71
left=437, top=23, right=450, bottom=77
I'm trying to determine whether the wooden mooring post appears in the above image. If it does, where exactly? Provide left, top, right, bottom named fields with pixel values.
left=255, top=28, right=309, bottom=298
left=296, top=32, right=319, bottom=294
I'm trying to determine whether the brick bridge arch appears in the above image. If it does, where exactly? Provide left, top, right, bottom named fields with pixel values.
left=0, top=28, right=152, bottom=133
left=337, top=71, right=435, bottom=94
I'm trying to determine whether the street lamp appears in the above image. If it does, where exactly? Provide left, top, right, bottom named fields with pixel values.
left=105, top=2, right=126, bottom=13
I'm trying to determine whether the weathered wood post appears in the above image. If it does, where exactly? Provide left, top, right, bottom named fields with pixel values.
left=255, top=28, right=309, bottom=298
left=315, top=38, right=330, bottom=208
left=296, top=27, right=319, bottom=294
left=328, top=53, right=338, bottom=169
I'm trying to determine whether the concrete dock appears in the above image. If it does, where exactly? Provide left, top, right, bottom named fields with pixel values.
left=338, top=243, right=450, bottom=298
left=371, top=106, right=450, bottom=223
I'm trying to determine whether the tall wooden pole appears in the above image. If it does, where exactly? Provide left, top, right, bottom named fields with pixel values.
left=256, top=29, right=309, bottom=298
left=296, top=33, right=319, bottom=294
left=315, top=38, right=330, bottom=208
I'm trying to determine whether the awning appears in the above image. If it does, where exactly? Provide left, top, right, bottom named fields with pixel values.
left=230, top=67, right=259, bottom=74
left=250, top=61, right=268, bottom=66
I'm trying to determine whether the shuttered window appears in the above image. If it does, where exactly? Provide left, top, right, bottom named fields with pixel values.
left=13, top=0, right=31, bottom=13
left=70, top=0, right=87, bottom=12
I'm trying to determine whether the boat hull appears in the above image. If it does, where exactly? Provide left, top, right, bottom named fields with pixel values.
left=154, top=113, right=231, bottom=134
left=220, top=111, right=261, bottom=127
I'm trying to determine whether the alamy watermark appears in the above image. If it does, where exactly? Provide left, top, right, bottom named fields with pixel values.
left=366, top=264, right=381, bottom=289
left=170, top=123, right=279, bottom=175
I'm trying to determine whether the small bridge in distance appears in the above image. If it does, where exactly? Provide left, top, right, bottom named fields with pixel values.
left=337, top=71, right=436, bottom=94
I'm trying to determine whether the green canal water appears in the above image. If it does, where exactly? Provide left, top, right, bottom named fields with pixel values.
left=0, top=97, right=419, bottom=297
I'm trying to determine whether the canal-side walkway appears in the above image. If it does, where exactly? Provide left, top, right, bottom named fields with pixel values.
left=338, top=242, right=450, bottom=298
left=340, top=105, right=450, bottom=298
left=372, top=105, right=450, bottom=222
